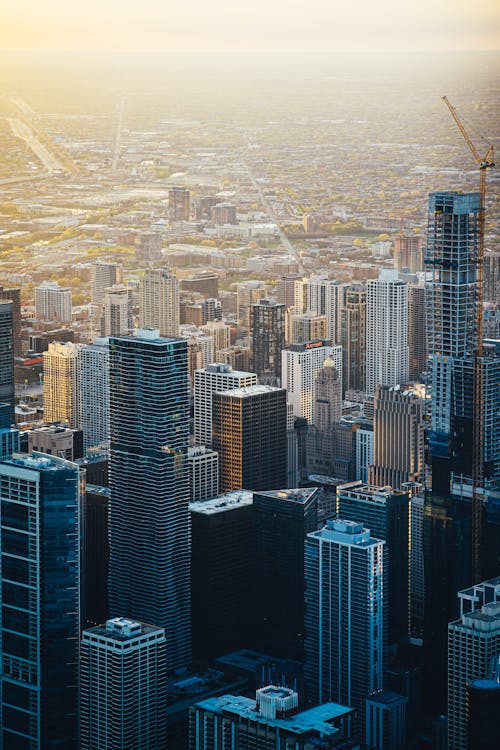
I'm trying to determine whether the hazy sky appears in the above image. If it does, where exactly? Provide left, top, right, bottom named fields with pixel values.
left=1, top=1, right=499, bottom=52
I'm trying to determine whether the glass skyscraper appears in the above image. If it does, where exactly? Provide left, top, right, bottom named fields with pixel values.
left=0, top=453, right=80, bottom=749
left=0, top=300, right=14, bottom=423
left=108, top=329, right=191, bottom=671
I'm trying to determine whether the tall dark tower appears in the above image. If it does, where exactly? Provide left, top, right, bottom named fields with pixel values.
left=250, top=298, right=285, bottom=385
left=0, top=300, right=14, bottom=423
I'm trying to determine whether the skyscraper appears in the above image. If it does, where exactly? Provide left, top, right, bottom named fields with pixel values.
left=394, top=234, right=423, bottom=273
left=253, top=488, right=318, bottom=660
left=370, top=384, right=425, bottom=490
left=80, top=618, right=167, bottom=750
left=77, top=338, right=110, bottom=453
left=250, top=298, right=285, bottom=384
left=408, top=284, right=427, bottom=381
left=305, top=518, right=385, bottom=739
left=0, top=453, right=80, bottom=749
left=295, top=275, right=346, bottom=343
left=313, top=354, right=342, bottom=429
left=193, top=363, right=257, bottom=446
left=0, top=300, right=14, bottom=421
left=188, top=445, right=219, bottom=502
left=108, top=330, right=191, bottom=670
left=236, top=280, right=266, bottom=331
left=43, top=340, right=80, bottom=427
left=100, top=284, right=130, bottom=337
left=168, top=186, right=190, bottom=222
left=0, top=285, right=22, bottom=358
left=90, top=260, right=120, bottom=306
left=212, top=384, right=287, bottom=493
left=139, top=267, right=180, bottom=337
left=366, top=270, right=408, bottom=394
left=287, top=310, right=328, bottom=345
left=0, top=402, right=19, bottom=458
left=35, top=280, right=72, bottom=322
left=281, top=340, right=334, bottom=423
left=341, top=284, right=366, bottom=394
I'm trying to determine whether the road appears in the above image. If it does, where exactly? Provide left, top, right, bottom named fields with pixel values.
left=8, top=117, right=67, bottom=173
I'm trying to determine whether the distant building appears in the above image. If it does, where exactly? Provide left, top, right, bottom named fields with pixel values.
left=236, top=280, right=267, bottom=330
left=80, top=618, right=167, bottom=750
left=188, top=445, right=219, bottom=501
left=90, top=260, right=121, bottom=306
left=276, top=273, right=302, bottom=308
left=181, top=272, right=219, bottom=299
left=341, top=284, right=366, bottom=394
left=216, top=345, right=252, bottom=372
left=281, top=340, right=334, bottom=423
left=211, top=202, right=237, bottom=225
left=139, top=267, right=180, bottom=337
left=169, top=186, right=190, bottom=222
left=250, top=298, right=285, bottom=384
left=287, top=310, right=328, bottom=345
left=35, top=280, right=72, bottom=323
left=0, top=285, right=22, bottom=358
left=484, top=250, right=500, bottom=304
left=77, top=338, right=110, bottom=453
left=43, top=341, right=80, bottom=427
left=100, top=284, right=130, bottom=337
left=0, top=300, right=14, bottom=420
left=408, top=285, right=427, bottom=381
left=295, top=275, right=346, bottom=344
left=394, top=235, right=423, bottom=273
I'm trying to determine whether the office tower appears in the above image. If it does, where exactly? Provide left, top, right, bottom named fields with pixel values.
left=211, top=202, right=237, bottom=225
left=28, top=423, right=84, bottom=460
left=168, top=186, right=190, bottom=222
left=189, top=686, right=357, bottom=750
left=80, top=618, right=167, bottom=750
left=250, top=298, right=286, bottom=384
left=43, top=340, right=79, bottom=427
left=200, top=320, right=230, bottom=354
left=394, top=234, right=423, bottom=273
left=408, top=285, right=427, bottom=381
left=276, top=273, right=301, bottom=308
left=201, top=297, right=222, bottom=324
left=466, top=662, right=500, bottom=750
left=410, top=493, right=425, bottom=638
left=370, top=384, right=425, bottom=490
left=337, top=481, right=410, bottom=646
left=35, top=280, right=72, bottom=322
left=0, top=402, right=19, bottom=458
left=0, top=453, right=80, bottom=749
left=139, top=267, right=180, bottom=337
left=0, top=285, right=22, bottom=358
left=281, top=340, right=334, bottom=422
left=313, top=354, right=342, bottom=429
left=188, top=445, right=219, bottom=501
left=194, top=363, right=257, bottom=446
left=287, top=310, right=328, bottom=345
left=190, top=490, right=254, bottom=659
left=341, top=284, right=366, bottom=393
left=447, top=578, right=500, bottom=750
left=305, top=519, right=385, bottom=739
left=212, top=385, right=287, bottom=493
left=77, top=338, right=110, bottom=453
left=365, top=691, right=408, bottom=750
left=295, top=275, right=346, bottom=343
left=216, top=344, right=252, bottom=372
left=108, top=330, right=190, bottom=670
left=236, top=280, right=266, bottom=330
left=181, top=271, right=219, bottom=298
left=253, top=488, right=318, bottom=660
left=366, top=270, right=408, bottom=394
left=100, top=284, right=130, bottom=337
left=356, top=427, right=374, bottom=483
left=90, top=260, right=120, bottom=305
left=0, top=300, right=14, bottom=421
left=83, top=484, right=109, bottom=627
left=484, top=250, right=500, bottom=304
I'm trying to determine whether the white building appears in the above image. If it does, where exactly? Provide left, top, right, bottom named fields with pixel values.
left=100, top=284, right=130, bottom=338
left=35, top=281, right=72, bottom=323
left=305, top=518, right=385, bottom=741
left=356, top=427, right=374, bottom=483
left=295, top=275, right=346, bottom=344
left=77, top=338, right=110, bottom=454
left=138, top=267, right=179, bottom=337
left=80, top=618, right=167, bottom=750
left=188, top=445, right=219, bottom=502
left=448, top=578, right=500, bottom=750
left=193, top=363, right=257, bottom=446
left=281, top=340, right=334, bottom=423
left=90, top=261, right=120, bottom=306
left=200, top=320, right=231, bottom=355
left=366, top=269, right=408, bottom=394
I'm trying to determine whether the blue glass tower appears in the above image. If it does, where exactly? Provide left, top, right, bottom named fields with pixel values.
left=0, top=453, right=80, bottom=749
left=108, top=330, right=191, bottom=670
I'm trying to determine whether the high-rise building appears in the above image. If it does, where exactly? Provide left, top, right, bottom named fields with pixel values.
left=281, top=340, right=334, bottom=423
left=370, top=384, right=425, bottom=490
left=181, top=271, right=219, bottom=299
left=276, top=273, right=302, bottom=308
left=82, top=484, right=109, bottom=628
left=341, top=284, right=366, bottom=394
left=35, top=280, right=72, bottom=322
left=43, top=340, right=80, bottom=427
left=295, top=275, right=346, bottom=343
left=484, top=250, right=500, bottom=304
left=313, top=354, right=342, bottom=429
left=250, top=298, right=285, bottom=384
left=337, top=481, right=410, bottom=646
left=27, top=423, right=84, bottom=461
left=193, top=363, right=257, bottom=446
left=0, top=402, right=19, bottom=458
left=0, top=286, right=22, bottom=358
left=0, top=453, right=80, bottom=749
left=108, top=330, right=191, bottom=670
left=216, top=344, right=252, bottom=372
left=0, top=300, right=14, bottom=421
left=356, top=426, right=374, bottom=484
left=80, top=618, right=167, bottom=750
left=466, top=664, right=500, bottom=750
left=236, top=280, right=266, bottom=330
left=211, top=202, right=237, bottom=225
left=212, top=384, right=287, bottom=493
left=190, top=490, right=254, bottom=659
left=188, top=445, right=219, bottom=501
left=410, top=493, right=425, bottom=639
left=168, top=186, right=190, bottom=222
left=100, top=284, right=130, bottom=337
left=77, top=338, right=110, bottom=453
left=253, top=488, right=318, bottom=660
left=139, top=267, right=180, bottom=337
left=366, top=270, right=408, bottom=395
left=408, top=284, right=427, bottom=381
left=189, top=686, right=357, bottom=750
left=447, top=578, right=500, bottom=750
left=287, top=310, right=328, bottom=345
left=394, top=234, right=423, bottom=273
left=90, top=260, right=120, bottom=306
left=365, top=691, right=408, bottom=750
left=305, top=518, right=385, bottom=739
left=200, top=320, right=231, bottom=355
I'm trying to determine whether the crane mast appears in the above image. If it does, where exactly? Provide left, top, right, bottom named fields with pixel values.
left=442, top=96, right=495, bottom=581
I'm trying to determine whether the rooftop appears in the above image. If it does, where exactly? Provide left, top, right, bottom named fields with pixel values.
left=254, top=488, right=317, bottom=505
left=216, top=384, right=284, bottom=399
left=190, top=490, right=253, bottom=515
left=83, top=617, right=164, bottom=643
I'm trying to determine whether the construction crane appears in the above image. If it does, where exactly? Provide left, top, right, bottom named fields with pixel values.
left=442, top=95, right=495, bottom=581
